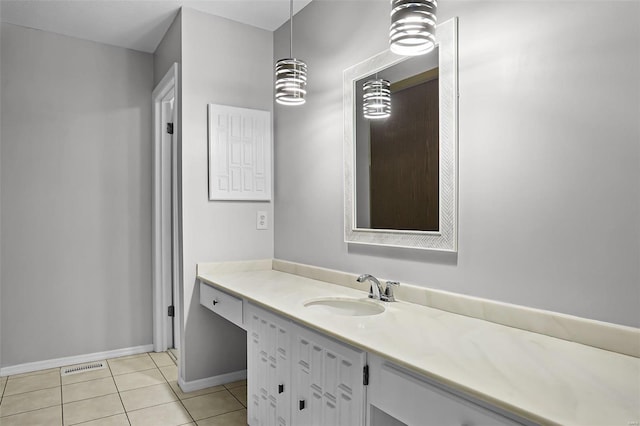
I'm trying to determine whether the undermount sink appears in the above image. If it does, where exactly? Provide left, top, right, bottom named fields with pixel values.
left=303, top=297, right=385, bottom=316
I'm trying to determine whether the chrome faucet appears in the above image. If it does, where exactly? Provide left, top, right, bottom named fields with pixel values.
left=357, top=274, right=384, bottom=300
left=357, top=274, right=399, bottom=302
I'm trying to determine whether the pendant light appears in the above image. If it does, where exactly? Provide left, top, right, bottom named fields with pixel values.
left=363, top=78, right=391, bottom=119
left=275, top=0, right=307, bottom=105
left=389, top=0, right=437, bottom=56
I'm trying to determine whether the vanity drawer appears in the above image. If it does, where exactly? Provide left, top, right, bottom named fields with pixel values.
left=199, top=282, right=244, bottom=329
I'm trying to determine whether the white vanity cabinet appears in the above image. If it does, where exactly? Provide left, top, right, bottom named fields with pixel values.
left=367, top=354, right=527, bottom=426
left=290, top=322, right=366, bottom=426
left=246, top=303, right=366, bottom=426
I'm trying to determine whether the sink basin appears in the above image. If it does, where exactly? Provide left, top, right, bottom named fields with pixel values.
left=303, top=297, right=385, bottom=316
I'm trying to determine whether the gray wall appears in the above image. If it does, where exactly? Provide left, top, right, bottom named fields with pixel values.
left=180, top=8, right=274, bottom=382
left=0, top=20, right=3, bottom=370
left=1, top=23, right=154, bottom=367
left=274, top=1, right=640, bottom=327
left=154, top=11, right=182, bottom=87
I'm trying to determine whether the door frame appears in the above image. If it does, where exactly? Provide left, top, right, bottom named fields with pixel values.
left=152, top=63, right=181, bottom=353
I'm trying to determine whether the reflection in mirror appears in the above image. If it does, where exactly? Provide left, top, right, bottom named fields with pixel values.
left=355, top=49, right=439, bottom=231
left=343, top=17, right=457, bottom=251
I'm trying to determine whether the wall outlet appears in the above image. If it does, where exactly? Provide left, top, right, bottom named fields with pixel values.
left=256, top=210, right=268, bottom=230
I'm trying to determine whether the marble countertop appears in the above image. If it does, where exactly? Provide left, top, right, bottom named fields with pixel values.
left=197, top=265, right=639, bottom=426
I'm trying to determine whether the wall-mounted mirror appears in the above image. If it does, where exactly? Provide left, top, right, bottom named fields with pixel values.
left=344, top=17, right=458, bottom=251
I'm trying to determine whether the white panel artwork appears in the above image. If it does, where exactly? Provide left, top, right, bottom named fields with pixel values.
left=208, top=104, right=272, bottom=200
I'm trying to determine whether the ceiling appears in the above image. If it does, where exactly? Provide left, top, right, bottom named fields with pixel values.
left=0, top=0, right=313, bottom=53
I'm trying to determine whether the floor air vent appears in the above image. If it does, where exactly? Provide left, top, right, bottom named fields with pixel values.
left=61, top=361, right=107, bottom=376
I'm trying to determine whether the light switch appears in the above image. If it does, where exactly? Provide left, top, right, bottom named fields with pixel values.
left=257, top=210, right=268, bottom=230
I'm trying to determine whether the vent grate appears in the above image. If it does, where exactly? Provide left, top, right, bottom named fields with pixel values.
left=61, top=361, right=107, bottom=376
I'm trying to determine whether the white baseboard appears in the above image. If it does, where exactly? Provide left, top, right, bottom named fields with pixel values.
left=178, top=369, right=247, bottom=393
left=0, top=344, right=154, bottom=377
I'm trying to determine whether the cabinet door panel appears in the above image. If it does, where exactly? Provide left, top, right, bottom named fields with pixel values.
left=247, top=311, right=261, bottom=425
left=292, top=323, right=366, bottom=426
left=325, top=398, right=338, bottom=425
left=275, top=325, right=291, bottom=425
left=247, top=304, right=291, bottom=426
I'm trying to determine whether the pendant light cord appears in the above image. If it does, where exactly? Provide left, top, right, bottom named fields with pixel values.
left=289, top=0, right=293, bottom=58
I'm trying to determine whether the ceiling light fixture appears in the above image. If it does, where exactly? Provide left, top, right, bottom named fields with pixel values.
left=363, top=79, right=391, bottom=119
left=275, top=0, right=307, bottom=106
left=389, top=0, right=438, bottom=56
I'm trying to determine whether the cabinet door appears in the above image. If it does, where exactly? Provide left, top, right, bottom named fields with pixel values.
left=247, top=304, right=291, bottom=426
left=291, top=323, right=366, bottom=426
left=367, top=354, right=527, bottom=426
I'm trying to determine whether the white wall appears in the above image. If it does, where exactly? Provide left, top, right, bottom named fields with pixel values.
left=0, top=23, right=154, bottom=367
left=180, top=8, right=274, bottom=382
left=274, top=1, right=640, bottom=327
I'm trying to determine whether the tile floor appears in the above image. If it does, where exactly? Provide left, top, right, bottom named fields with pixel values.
left=0, top=352, right=247, bottom=426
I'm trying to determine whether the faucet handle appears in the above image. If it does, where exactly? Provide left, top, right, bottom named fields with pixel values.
left=384, top=281, right=400, bottom=302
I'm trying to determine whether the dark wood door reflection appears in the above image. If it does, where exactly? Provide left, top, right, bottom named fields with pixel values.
left=369, top=77, right=439, bottom=231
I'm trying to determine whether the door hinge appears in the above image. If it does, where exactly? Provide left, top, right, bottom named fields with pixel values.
left=363, top=364, right=369, bottom=386
left=168, top=305, right=175, bottom=317
left=166, top=122, right=174, bottom=134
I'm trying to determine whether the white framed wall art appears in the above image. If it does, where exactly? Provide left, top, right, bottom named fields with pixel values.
left=208, top=104, right=272, bottom=201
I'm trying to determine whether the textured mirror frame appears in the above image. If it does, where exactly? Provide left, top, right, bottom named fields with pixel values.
left=343, top=17, right=458, bottom=251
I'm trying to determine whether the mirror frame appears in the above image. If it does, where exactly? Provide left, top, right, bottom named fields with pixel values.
left=343, top=17, right=458, bottom=252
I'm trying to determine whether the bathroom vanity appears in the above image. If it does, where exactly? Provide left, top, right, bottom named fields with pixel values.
left=197, top=260, right=639, bottom=426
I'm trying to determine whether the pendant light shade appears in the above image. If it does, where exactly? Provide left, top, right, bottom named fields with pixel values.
left=275, top=0, right=307, bottom=105
left=389, top=0, right=437, bottom=56
left=363, top=79, right=391, bottom=119
left=275, top=58, right=307, bottom=105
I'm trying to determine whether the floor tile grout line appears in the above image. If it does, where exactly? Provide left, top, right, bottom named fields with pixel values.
left=59, top=369, right=127, bottom=425
left=0, top=401, right=61, bottom=420
left=72, top=412, right=129, bottom=426
left=111, top=354, right=195, bottom=422
left=60, top=383, right=64, bottom=426
left=62, top=375, right=116, bottom=391
left=149, top=352, right=177, bottom=369
left=62, top=374, right=112, bottom=387
left=175, top=397, right=197, bottom=424
left=120, top=397, right=181, bottom=414
left=176, top=388, right=244, bottom=423
left=2, top=383, right=61, bottom=398
left=227, top=388, right=247, bottom=409
left=222, top=381, right=247, bottom=391
left=107, top=360, right=132, bottom=426
left=60, top=372, right=111, bottom=386
left=155, top=364, right=197, bottom=424
left=0, top=377, right=7, bottom=404
left=122, top=396, right=194, bottom=416
left=62, top=389, right=119, bottom=406
left=196, top=407, right=246, bottom=423
left=110, top=366, right=161, bottom=377
left=118, top=380, right=172, bottom=395
left=174, top=386, right=228, bottom=401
